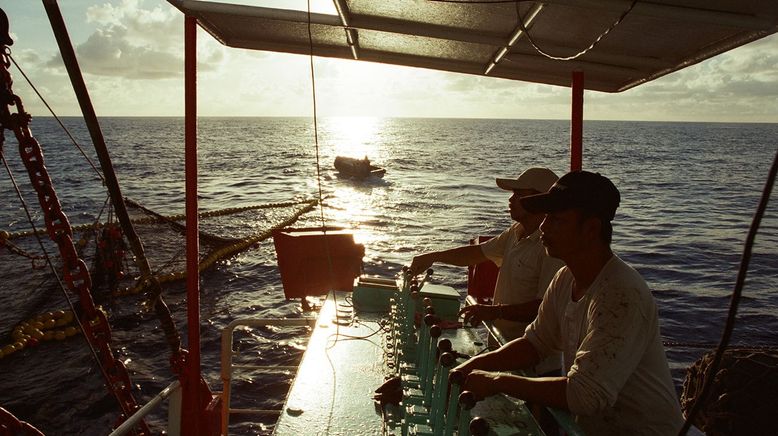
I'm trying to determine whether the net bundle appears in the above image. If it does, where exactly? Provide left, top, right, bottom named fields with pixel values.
left=120, top=198, right=317, bottom=294
left=681, top=348, right=778, bottom=436
left=0, top=197, right=316, bottom=358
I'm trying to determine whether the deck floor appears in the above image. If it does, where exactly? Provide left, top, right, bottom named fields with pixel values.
left=273, top=291, right=545, bottom=435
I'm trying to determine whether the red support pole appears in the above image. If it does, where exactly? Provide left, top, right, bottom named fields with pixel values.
left=571, top=70, right=584, bottom=171
left=183, top=14, right=201, bottom=436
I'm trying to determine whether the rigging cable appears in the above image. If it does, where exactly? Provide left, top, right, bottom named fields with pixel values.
left=307, top=2, right=326, bottom=230
left=1, top=151, right=114, bottom=390
left=427, top=0, right=637, bottom=61
left=306, top=5, right=344, bottom=435
left=1, top=42, right=149, bottom=431
left=678, top=149, right=778, bottom=435
left=513, top=0, right=638, bottom=61
left=306, top=0, right=344, bottom=345
left=8, top=54, right=104, bottom=182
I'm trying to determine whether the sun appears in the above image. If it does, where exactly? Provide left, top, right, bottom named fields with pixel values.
left=325, top=116, right=384, bottom=160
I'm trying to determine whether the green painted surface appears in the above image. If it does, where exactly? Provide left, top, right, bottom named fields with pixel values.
left=353, top=282, right=396, bottom=312
left=418, top=283, right=461, bottom=321
left=274, top=289, right=582, bottom=435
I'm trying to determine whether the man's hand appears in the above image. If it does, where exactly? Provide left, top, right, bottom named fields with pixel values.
left=409, top=253, right=436, bottom=276
left=462, top=370, right=503, bottom=400
left=458, top=304, right=499, bottom=326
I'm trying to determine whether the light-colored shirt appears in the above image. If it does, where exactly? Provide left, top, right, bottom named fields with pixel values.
left=480, top=223, right=563, bottom=373
left=525, top=255, right=684, bottom=436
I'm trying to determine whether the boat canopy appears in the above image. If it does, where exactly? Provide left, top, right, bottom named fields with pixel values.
left=167, top=0, right=778, bottom=93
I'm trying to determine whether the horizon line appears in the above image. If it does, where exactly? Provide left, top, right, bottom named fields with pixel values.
left=28, top=115, right=778, bottom=125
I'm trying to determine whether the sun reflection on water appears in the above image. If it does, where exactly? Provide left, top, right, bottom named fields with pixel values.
left=304, top=117, right=393, bottom=258
left=328, top=186, right=381, bottom=245
left=327, top=116, right=384, bottom=160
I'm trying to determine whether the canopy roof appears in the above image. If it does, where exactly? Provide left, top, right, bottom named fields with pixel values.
left=168, top=0, right=778, bottom=93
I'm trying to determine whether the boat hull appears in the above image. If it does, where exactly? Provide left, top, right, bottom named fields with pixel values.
left=334, top=156, right=385, bottom=179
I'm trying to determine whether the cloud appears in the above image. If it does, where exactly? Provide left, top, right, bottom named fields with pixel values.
left=67, top=26, right=182, bottom=79
left=13, top=48, right=44, bottom=67
left=85, top=0, right=180, bottom=46
left=10, top=0, right=777, bottom=120
left=42, top=0, right=224, bottom=80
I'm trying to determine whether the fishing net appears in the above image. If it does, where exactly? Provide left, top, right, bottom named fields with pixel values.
left=681, top=348, right=778, bottom=436
left=0, top=197, right=317, bottom=359
left=119, top=198, right=317, bottom=292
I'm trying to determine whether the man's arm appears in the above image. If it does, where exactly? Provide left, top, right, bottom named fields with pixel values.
left=497, top=299, right=542, bottom=322
left=409, top=244, right=489, bottom=276
left=463, top=371, right=569, bottom=410
left=459, top=299, right=542, bottom=326
left=453, top=336, right=541, bottom=375
left=453, top=337, right=568, bottom=409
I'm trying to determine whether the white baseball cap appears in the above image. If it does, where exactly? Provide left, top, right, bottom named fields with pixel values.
left=496, top=167, right=559, bottom=192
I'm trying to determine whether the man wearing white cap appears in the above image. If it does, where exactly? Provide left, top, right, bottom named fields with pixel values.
left=409, top=167, right=564, bottom=374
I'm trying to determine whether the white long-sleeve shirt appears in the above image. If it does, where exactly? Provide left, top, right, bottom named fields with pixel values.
left=525, top=255, right=684, bottom=435
left=481, top=223, right=563, bottom=373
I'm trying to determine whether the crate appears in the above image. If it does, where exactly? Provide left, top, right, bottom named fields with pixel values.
left=273, top=227, right=364, bottom=299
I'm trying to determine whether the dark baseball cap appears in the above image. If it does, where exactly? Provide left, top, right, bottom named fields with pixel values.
left=519, top=170, right=620, bottom=221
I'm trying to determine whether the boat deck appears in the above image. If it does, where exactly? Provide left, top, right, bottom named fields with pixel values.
left=274, top=290, right=548, bottom=435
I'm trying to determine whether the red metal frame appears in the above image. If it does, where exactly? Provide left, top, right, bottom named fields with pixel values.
left=571, top=71, right=584, bottom=171
left=183, top=14, right=202, bottom=436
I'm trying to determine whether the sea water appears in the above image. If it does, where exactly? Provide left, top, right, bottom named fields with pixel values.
left=0, top=117, right=776, bottom=435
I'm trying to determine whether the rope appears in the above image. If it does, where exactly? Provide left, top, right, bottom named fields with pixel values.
left=8, top=54, right=104, bottom=182
left=681, top=348, right=778, bottom=435
left=664, top=341, right=778, bottom=351
left=512, top=0, right=638, bottom=61
left=424, top=0, right=638, bottom=61
left=119, top=200, right=318, bottom=295
left=10, top=41, right=190, bottom=374
left=0, top=200, right=318, bottom=360
left=307, top=1, right=326, bottom=230
left=0, top=198, right=319, bottom=358
left=124, top=196, right=235, bottom=246
left=1, top=48, right=149, bottom=433
left=0, top=230, right=46, bottom=268
left=307, top=0, right=345, bottom=348
left=1, top=148, right=86, bottom=358
left=3, top=198, right=318, bottom=239
left=678, top=149, right=778, bottom=435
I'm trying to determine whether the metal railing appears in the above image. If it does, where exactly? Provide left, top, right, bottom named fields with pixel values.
left=220, top=317, right=317, bottom=436
left=108, top=380, right=182, bottom=436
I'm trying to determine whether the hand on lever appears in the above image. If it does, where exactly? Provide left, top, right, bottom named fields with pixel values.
left=461, top=369, right=503, bottom=400
left=372, top=376, right=402, bottom=405
left=458, top=304, right=499, bottom=326
left=408, top=253, right=436, bottom=276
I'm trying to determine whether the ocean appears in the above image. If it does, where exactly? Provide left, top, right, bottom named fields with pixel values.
left=1, top=116, right=777, bottom=435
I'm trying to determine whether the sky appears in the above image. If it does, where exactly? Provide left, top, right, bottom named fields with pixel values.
left=2, top=0, right=777, bottom=122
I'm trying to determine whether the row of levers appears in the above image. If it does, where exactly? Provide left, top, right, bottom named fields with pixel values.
left=358, top=271, right=546, bottom=436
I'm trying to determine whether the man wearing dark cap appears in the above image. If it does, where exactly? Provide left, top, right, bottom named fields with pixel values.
left=454, top=171, right=684, bottom=435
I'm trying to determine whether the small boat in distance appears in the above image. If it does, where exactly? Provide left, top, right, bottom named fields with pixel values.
left=334, top=155, right=386, bottom=179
